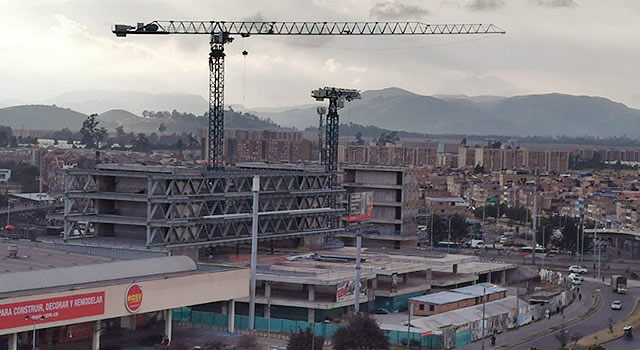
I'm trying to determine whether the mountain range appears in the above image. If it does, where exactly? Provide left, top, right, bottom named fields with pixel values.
left=2, top=88, right=640, bottom=138
left=255, top=88, right=640, bottom=138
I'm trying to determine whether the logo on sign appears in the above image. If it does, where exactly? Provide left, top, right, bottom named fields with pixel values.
left=125, top=284, right=143, bottom=313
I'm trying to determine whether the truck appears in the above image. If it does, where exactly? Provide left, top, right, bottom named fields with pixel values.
left=611, top=275, right=627, bottom=294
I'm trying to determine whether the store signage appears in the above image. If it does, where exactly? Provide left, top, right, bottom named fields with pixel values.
left=0, top=291, right=105, bottom=330
left=125, top=284, right=143, bottom=313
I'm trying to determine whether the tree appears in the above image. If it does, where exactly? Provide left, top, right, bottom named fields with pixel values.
left=351, top=132, right=365, bottom=146
left=115, top=125, right=126, bottom=140
left=158, top=123, right=167, bottom=133
left=587, top=345, right=607, bottom=350
left=333, top=314, right=390, bottom=350
left=80, top=114, right=107, bottom=148
left=131, top=133, right=151, bottom=152
left=473, top=164, right=485, bottom=174
left=287, top=328, right=324, bottom=350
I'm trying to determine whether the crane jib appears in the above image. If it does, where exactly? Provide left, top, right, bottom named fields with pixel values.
left=113, top=21, right=505, bottom=37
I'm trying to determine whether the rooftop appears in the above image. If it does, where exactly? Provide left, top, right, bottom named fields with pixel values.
left=409, top=282, right=506, bottom=305
left=0, top=242, right=114, bottom=273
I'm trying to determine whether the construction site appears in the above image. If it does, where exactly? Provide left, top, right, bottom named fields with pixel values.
left=1, top=18, right=517, bottom=350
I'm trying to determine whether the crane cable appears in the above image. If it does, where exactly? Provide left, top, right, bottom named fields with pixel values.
left=242, top=41, right=248, bottom=102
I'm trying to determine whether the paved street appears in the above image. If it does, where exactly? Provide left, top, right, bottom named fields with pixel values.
left=458, top=279, right=640, bottom=350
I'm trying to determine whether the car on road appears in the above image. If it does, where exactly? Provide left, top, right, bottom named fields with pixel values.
left=568, top=273, right=584, bottom=282
left=569, top=265, right=588, bottom=274
left=570, top=277, right=582, bottom=285
left=611, top=300, right=622, bottom=310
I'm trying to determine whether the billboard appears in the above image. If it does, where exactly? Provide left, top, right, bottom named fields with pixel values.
left=336, top=279, right=368, bottom=302
left=0, top=291, right=105, bottom=330
left=345, top=192, right=373, bottom=222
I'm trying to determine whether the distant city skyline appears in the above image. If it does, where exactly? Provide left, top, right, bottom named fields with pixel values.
left=1, top=0, right=639, bottom=109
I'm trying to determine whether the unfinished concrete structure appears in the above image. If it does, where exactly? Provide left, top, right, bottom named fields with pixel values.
left=340, top=165, right=420, bottom=248
left=61, top=164, right=343, bottom=249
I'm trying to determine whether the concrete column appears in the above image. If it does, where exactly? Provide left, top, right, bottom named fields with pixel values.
left=307, top=308, right=315, bottom=323
left=402, top=274, right=409, bottom=285
left=487, top=272, right=492, bottom=284
left=221, top=302, right=228, bottom=315
left=453, top=264, right=458, bottom=274
left=228, top=300, right=235, bottom=333
left=308, top=285, right=315, bottom=302
left=265, top=282, right=272, bottom=299
left=265, top=282, right=272, bottom=319
left=501, top=270, right=506, bottom=284
left=8, top=333, right=17, bottom=350
left=164, top=309, right=173, bottom=343
left=92, top=320, right=101, bottom=350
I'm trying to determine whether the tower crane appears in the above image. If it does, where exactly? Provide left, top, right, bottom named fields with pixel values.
left=312, top=87, right=360, bottom=185
left=113, top=21, right=505, bottom=170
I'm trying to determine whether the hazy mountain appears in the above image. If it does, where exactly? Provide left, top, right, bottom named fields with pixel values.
left=0, top=105, right=280, bottom=134
left=0, top=105, right=88, bottom=130
left=49, top=90, right=208, bottom=115
left=256, top=88, right=640, bottom=138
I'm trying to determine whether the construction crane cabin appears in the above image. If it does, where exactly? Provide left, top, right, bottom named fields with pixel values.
left=112, top=21, right=505, bottom=170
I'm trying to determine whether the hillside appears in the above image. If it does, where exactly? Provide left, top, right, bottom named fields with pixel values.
left=258, top=88, right=640, bottom=138
left=0, top=105, right=281, bottom=134
left=0, top=105, right=88, bottom=130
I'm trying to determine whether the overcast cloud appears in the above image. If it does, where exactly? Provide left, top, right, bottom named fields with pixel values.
left=1, top=0, right=639, bottom=109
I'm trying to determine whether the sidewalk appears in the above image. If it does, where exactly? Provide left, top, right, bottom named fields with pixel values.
left=459, top=287, right=596, bottom=350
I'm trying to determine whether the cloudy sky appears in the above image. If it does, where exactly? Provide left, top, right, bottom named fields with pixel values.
left=1, top=0, right=640, bottom=109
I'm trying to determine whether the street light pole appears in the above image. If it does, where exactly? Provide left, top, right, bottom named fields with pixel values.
left=481, top=285, right=486, bottom=350
left=447, top=216, right=452, bottom=254
left=26, top=315, right=45, bottom=350
left=248, top=175, right=260, bottom=330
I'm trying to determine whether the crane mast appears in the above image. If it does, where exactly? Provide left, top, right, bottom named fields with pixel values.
left=113, top=21, right=505, bottom=170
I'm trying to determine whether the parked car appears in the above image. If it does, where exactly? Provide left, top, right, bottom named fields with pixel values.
left=569, top=265, right=588, bottom=274
left=374, top=308, right=390, bottom=314
left=611, top=300, right=622, bottom=310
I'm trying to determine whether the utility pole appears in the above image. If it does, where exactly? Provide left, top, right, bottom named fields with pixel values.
left=354, top=233, right=362, bottom=314
left=407, top=309, right=411, bottom=350
left=249, top=175, right=260, bottom=330
left=481, top=285, right=487, bottom=350
left=447, top=216, right=452, bottom=254
left=532, top=167, right=538, bottom=266
left=430, top=209, right=434, bottom=250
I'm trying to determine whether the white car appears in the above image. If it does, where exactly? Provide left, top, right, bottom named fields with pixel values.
left=570, top=277, right=582, bottom=285
left=611, top=300, right=622, bottom=310
left=568, top=273, right=584, bottom=282
left=569, top=265, right=588, bottom=274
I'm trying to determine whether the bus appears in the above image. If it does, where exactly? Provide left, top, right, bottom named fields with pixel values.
left=520, top=246, right=546, bottom=257
left=436, top=241, right=462, bottom=250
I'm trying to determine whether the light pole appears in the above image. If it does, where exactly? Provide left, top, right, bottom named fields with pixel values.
left=26, top=315, right=45, bottom=350
left=447, top=216, right=452, bottom=254
left=249, top=175, right=259, bottom=330
left=481, top=284, right=497, bottom=350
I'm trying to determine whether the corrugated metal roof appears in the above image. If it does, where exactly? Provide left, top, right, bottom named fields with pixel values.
left=0, top=256, right=196, bottom=295
left=410, top=283, right=507, bottom=305
left=410, top=291, right=473, bottom=305
left=452, top=283, right=507, bottom=297
left=408, top=296, right=527, bottom=332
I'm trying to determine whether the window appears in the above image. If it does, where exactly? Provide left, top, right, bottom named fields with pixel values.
left=419, top=304, right=425, bottom=310
left=429, top=305, right=434, bottom=311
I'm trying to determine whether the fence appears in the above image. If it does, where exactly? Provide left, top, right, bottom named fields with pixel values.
left=172, top=308, right=443, bottom=348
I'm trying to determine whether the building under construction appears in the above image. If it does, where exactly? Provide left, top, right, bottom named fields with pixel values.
left=61, top=164, right=343, bottom=251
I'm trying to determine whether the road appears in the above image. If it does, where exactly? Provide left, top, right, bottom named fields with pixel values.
left=458, top=278, right=639, bottom=350
left=510, top=280, right=639, bottom=350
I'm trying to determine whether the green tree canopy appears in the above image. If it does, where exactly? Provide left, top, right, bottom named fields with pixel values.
left=333, top=314, right=389, bottom=350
